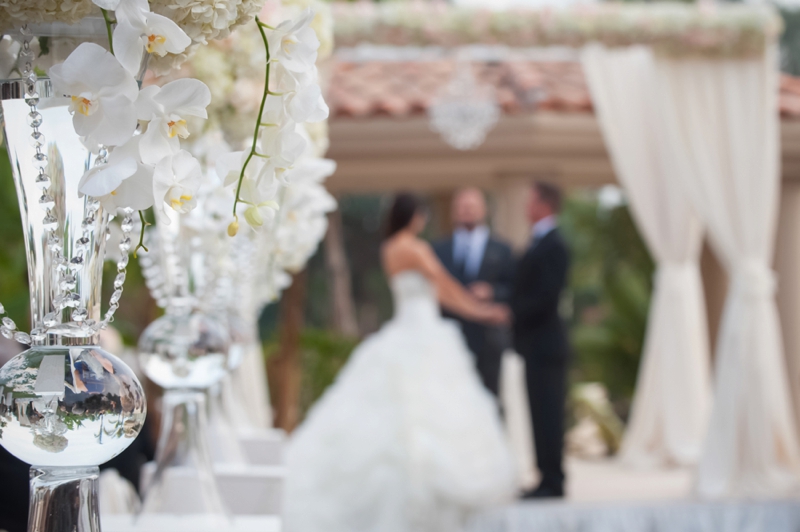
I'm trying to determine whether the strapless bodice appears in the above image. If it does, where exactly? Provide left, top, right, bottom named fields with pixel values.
left=390, top=270, right=439, bottom=321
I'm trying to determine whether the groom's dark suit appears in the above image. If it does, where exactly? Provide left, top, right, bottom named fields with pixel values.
left=511, top=227, right=570, bottom=495
left=434, top=233, right=514, bottom=397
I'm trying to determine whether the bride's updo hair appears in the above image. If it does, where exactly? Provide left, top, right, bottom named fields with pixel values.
left=385, top=193, right=421, bottom=239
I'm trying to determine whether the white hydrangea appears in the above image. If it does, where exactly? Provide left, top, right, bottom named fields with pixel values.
left=0, top=0, right=96, bottom=31
left=149, top=0, right=236, bottom=45
left=147, top=0, right=265, bottom=71
left=230, top=0, right=263, bottom=32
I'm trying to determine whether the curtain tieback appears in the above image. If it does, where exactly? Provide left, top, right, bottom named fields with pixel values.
left=731, top=259, right=776, bottom=299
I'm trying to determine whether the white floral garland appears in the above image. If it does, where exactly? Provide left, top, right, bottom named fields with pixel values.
left=332, top=2, right=783, bottom=58
left=184, top=2, right=336, bottom=306
left=183, top=0, right=333, bottom=152
left=34, top=0, right=263, bottom=250
left=0, top=0, right=262, bottom=67
left=213, top=7, right=330, bottom=235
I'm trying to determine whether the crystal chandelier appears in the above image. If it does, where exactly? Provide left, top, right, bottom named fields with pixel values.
left=428, top=61, right=501, bottom=151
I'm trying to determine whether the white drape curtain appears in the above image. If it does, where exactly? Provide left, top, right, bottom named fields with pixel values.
left=654, top=44, right=800, bottom=497
left=232, top=344, right=274, bottom=429
left=581, top=45, right=712, bottom=467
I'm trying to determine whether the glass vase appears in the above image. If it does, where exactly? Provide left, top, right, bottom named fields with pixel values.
left=0, top=19, right=147, bottom=532
left=137, top=391, right=228, bottom=520
left=137, top=205, right=232, bottom=519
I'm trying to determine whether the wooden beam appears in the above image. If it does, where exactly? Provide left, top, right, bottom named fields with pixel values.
left=327, top=113, right=800, bottom=194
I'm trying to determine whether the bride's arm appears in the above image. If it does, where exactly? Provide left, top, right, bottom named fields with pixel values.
left=413, top=242, right=508, bottom=324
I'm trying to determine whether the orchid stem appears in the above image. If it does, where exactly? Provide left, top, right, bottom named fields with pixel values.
left=232, top=16, right=271, bottom=220
left=133, top=210, right=150, bottom=258
left=101, top=9, right=115, bottom=55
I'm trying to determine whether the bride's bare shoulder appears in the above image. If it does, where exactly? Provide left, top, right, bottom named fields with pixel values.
left=382, top=234, right=432, bottom=275
left=384, top=234, right=429, bottom=254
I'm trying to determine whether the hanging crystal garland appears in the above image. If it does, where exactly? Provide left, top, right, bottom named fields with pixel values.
left=0, top=26, right=136, bottom=345
left=0, top=19, right=151, bottom=532
left=428, top=60, right=500, bottom=151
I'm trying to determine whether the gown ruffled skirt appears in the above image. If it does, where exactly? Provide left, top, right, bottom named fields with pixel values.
left=283, top=272, right=517, bottom=532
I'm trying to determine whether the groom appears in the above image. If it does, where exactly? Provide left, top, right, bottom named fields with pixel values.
left=433, top=187, right=515, bottom=397
left=512, top=181, right=571, bottom=499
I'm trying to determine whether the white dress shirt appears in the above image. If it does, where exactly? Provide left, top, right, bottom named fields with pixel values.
left=532, top=214, right=558, bottom=244
left=453, top=225, right=490, bottom=280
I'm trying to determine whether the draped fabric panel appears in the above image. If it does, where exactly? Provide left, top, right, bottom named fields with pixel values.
left=233, top=344, right=274, bottom=429
left=581, top=45, right=712, bottom=467
left=654, top=44, right=800, bottom=497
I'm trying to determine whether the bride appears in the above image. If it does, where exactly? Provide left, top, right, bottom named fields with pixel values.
left=283, top=194, right=517, bottom=532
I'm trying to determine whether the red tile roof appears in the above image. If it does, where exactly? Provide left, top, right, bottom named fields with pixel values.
left=326, top=59, right=800, bottom=119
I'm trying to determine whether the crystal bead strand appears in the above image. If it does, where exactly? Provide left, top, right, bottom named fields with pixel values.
left=0, top=26, right=50, bottom=345
left=68, top=147, right=111, bottom=334
left=0, top=29, right=135, bottom=343
left=98, top=209, right=135, bottom=330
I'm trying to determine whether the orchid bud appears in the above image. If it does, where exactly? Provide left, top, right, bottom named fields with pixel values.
left=227, top=217, right=239, bottom=237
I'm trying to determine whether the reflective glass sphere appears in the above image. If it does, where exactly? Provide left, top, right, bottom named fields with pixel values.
left=0, top=346, right=146, bottom=467
left=138, top=311, right=230, bottom=390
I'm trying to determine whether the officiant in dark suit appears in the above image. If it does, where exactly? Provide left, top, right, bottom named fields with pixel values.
left=433, top=187, right=515, bottom=397
left=512, top=181, right=571, bottom=499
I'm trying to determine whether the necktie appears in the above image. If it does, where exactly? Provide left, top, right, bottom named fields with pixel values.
left=454, top=234, right=469, bottom=281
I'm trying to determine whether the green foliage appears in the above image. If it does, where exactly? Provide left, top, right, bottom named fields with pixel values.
left=0, top=149, right=31, bottom=330
left=780, top=8, right=800, bottom=76
left=561, top=192, right=654, bottom=416
left=263, top=328, right=359, bottom=420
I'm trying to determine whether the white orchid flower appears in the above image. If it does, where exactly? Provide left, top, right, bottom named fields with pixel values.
left=113, top=0, right=192, bottom=75
left=49, top=43, right=139, bottom=147
left=258, top=121, right=307, bottom=177
left=240, top=178, right=279, bottom=229
left=217, top=150, right=249, bottom=187
left=267, top=63, right=330, bottom=123
left=272, top=62, right=318, bottom=93
left=78, top=137, right=155, bottom=212
left=216, top=150, right=277, bottom=192
left=92, top=0, right=121, bottom=9
left=216, top=150, right=280, bottom=230
left=283, top=158, right=337, bottom=187
left=267, top=8, right=320, bottom=73
left=260, top=95, right=288, bottom=127
left=153, top=150, right=203, bottom=216
left=269, top=64, right=328, bottom=123
left=137, top=78, right=211, bottom=165
left=285, top=84, right=328, bottom=123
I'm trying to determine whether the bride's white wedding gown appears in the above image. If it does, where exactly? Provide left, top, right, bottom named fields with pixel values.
left=283, top=270, right=517, bottom=532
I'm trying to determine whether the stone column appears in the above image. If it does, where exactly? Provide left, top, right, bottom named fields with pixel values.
left=491, top=176, right=532, bottom=252
left=430, top=190, right=454, bottom=239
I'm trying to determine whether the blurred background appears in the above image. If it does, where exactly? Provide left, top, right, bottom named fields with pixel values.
left=2, top=0, right=800, bottom=451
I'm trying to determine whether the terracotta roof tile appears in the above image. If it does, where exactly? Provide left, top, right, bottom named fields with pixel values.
left=327, top=60, right=800, bottom=119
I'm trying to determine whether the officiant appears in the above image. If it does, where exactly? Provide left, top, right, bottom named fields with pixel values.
left=434, top=187, right=515, bottom=397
